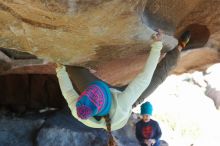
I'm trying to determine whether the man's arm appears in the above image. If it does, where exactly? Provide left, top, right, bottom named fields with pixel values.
left=153, top=122, right=162, bottom=142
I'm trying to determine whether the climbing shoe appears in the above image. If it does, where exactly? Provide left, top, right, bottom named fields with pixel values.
left=178, top=31, right=191, bottom=48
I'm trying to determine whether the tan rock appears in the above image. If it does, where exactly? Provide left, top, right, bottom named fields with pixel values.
left=0, top=0, right=220, bottom=85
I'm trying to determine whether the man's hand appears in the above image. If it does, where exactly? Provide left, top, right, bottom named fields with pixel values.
left=145, top=140, right=151, bottom=146
left=145, top=139, right=156, bottom=146
left=148, top=139, right=156, bottom=145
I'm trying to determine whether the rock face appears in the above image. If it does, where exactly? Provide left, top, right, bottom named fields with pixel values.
left=172, top=48, right=220, bottom=74
left=0, top=109, right=139, bottom=146
left=0, top=0, right=167, bottom=65
left=0, top=0, right=220, bottom=86
left=0, top=115, right=44, bottom=146
left=205, top=64, right=220, bottom=109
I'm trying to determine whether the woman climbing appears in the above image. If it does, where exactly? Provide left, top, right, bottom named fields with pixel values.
left=62, top=30, right=192, bottom=111
left=56, top=30, right=164, bottom=145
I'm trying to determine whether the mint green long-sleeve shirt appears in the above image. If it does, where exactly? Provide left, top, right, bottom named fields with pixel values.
left=56, top=41, right=163, bottom=131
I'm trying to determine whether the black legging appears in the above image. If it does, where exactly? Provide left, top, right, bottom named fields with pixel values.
left=65, top=66, right=126, bottom=94
left=133, top=46, right=180, bottom=107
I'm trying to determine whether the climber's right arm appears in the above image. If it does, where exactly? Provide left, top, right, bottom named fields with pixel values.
left=56, top=65, right=108, bottom=129
left=56, top=65, right=80, bottom=111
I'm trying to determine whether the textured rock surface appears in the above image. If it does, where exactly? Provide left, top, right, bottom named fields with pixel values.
left=0, top=0, right=177, bottom=65
left=205, top=64, right=220, bottom=109
left=36, top=108, right=139, bottom=146
left=172, top=48, right=220, bottom=74
left=0, top=114, right=44, bottom=146
left=0, top=0, right=220, bottom=86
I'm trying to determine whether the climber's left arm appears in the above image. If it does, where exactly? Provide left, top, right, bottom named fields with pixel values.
left=116, top=34, right=163, bottom=109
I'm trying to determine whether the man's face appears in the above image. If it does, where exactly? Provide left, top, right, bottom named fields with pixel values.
left=142, top=114, right=151, bottom=122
